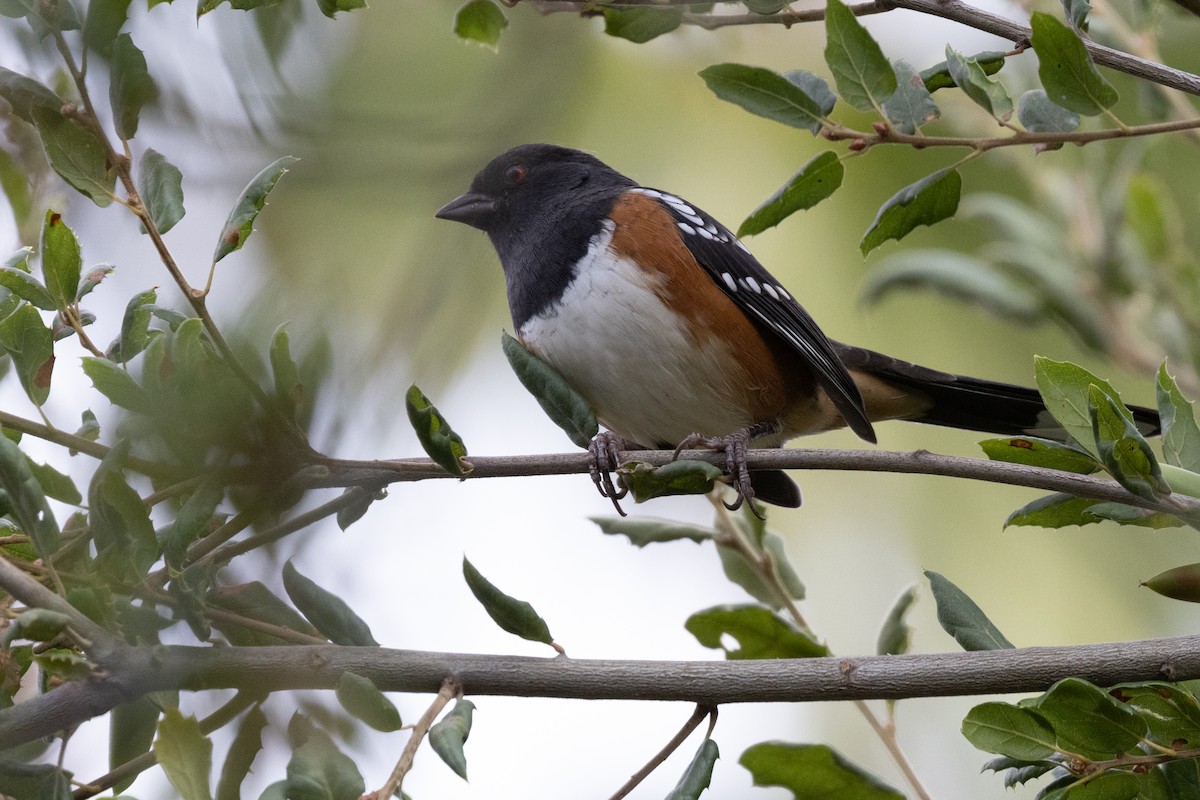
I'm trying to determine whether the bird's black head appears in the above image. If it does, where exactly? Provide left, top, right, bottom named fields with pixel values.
left=436, top=144, right=636, bottom=327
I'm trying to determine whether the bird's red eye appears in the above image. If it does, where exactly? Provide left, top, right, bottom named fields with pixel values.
left=505, top=164, right=527, bottom=185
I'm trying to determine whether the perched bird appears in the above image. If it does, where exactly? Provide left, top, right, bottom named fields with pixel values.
left=436, top=144, right=1159, bottom=509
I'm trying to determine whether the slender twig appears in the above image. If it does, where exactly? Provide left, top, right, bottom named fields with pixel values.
left=373, top=677, right=460, bottom=800
left=608, top=704, right=714, bottom=800
left=0, top=407, right=174, bottom=480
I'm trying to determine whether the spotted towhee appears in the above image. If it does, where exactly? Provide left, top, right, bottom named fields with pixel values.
left=436, top=143, right=1160, bottom=509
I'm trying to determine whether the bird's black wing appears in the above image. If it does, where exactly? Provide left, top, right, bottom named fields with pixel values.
left=633, top=187, right=876, bottom=443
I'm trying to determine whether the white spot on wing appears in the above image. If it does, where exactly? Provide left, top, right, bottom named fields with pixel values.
left=763, top=284, right=779, bottom=300
left=722, top=273, right=737, bottom=292
left=745, top=276, right=762, bottom=294
left=677, top=222, right=695, bottom=235
left=630, top=187, right=663, bottom=200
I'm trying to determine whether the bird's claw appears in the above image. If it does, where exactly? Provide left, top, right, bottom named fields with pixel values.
left=588, top=431, right=629, bottom=515
left=673, top=429, right=758, bottom=515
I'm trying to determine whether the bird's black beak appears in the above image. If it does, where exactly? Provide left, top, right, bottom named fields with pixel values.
left=435, top=192, right=497, bottom=230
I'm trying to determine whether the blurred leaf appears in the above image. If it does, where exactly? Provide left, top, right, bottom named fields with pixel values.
left=28, top=459, right=81, bottom=504
left=737, top=151, right=844, bottom=237
left=717, top=530, right=805, bottom=608
left=621, top=459, right=722, bottom=502
left=0, top=431, right=59, bottom=557
left=1157, top=363, right=1200, bottom=471
left=1, top=608, right=70, bottom=646
left=686, top=604, right=826, bottom=659
left=699, top=63, right=825, bottom=134
left=89, top=454, right=158, bottom=580
left=39, top=209, right=81, bottom=310
left=0, top=67, right=64, bottom=123
left=74, top=409, right=100, bottom=445
left=0, top=266, right=55, bottom=309
left=860, top=169, right=961, bottom=255
left=746, top=0, right=786, bottom=11
left=109, top=34, right=156, bottom=141
left=603, top=6, right=682, bottom=43
left=462, top=556, right=554, bottom=645
left=861, top=249, right=1040, bottom=319
left=1125, top=174, right=1171, bottom=261
left=1086, top=501, right=1183, bottom=528
left=336, top=486, right=381, bottom=531
left=0, top=302, right=39, bottom=403
left=921, top=50, right=1006, bottom=92
left=1032, top=677, right=1145, bottom=759
left=501, top=333, right=597, bottom=449
left=313, top=0, right=366, bottom=18
left=216, top=704, right=267, bottom=800
left=336, top=672, right=402, bottom=732
left=883, top=60, right=939, bottom=134
left=34, top=648, right=90, bottom=680
left=783, top=70, right=836, bottom=115
left=1143, top=563, right=1200, bottom=603
left=213, top=156, right=298, bottom=263
left=876, top=585, right=917, bottom=656
left=107, top=288, right=157, bottom=363
left=1030, top=12, right=1118, bottom=115
left=82, top=356, right=149, bottom=412
left=979, top=436, right=1099, bottom=473
left=405, top=383, right=472, bottom=476
left=160, top=479, right=222, bottom=570
left=111, top=695, right=162, bottom=793
left=0, top=152, right=32, bottom=228
left=429, top=699, right=475, bottom=781
left=208, top=581, right=319, bottom=646
left=1061, top=0, right=1092, bottom=28
left=1034, top=357, right=1133, bottom=459
left=282, top=560, right=378, bottom=646
left=945, top=46, right=1013, bottom=122
left=453, top=0, right=507, bottom=49
left=740, top=742, right=903, bottom=799
left=823, top=0, right=897, bottom=112
left=76, top=264, right=114, bottom=301
left=31, top=107, right=116, bottom=207
left=1017, top=90, right=1080, bottom=142
left=270, top=324, right=303, bottom=420
left=589, top=515, right=714, bottom=547
left=0, top=761, right=72, bottom=798
left=285, top=726, right=364, bottom=800
left=154, top=709, right=213, bottom=800
left=961, top=702, right=1057, bottom=760
left=665, top=738, right=719, bottom=800
left=925, top=570, right=1013, bottom=651
left=84, top=0, right=133, bottom=56
left=138, top=149, right=186, bottom=234
left=1089, top=385, right=1169, bottom=502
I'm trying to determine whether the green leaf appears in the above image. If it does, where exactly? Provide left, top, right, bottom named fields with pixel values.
left=603, top=6, right=682, bottom=43
left=1158, top=363, right=1200, bottom=471
left=1016, top=90, right=1080, bottom=142
left=76, top=264, right=113, bottom=302
left=462, top=556, right=554, bottom=645
left=860, top=249, right=1041, bottom=320
left=110, top=695, right=162, bottom=793
left=961, top=702, right=1058, bottom=760
left=216, top=704, right=267, bottom=800
left=31, top=106, right=117, bottom=207
left=269, top=324, right=304, bottom=420
left=686, top=604, right=827, bottom=659
left=0, top=762, right=72, bottom=799
left=213, top=156, right=297, bottom=263
left=883, top=60, right=939, bottom=134
left=336, top=486, right=381, bottom=531
left=783, top=70, right=837, bottom=115
left=620, top=459, right=723, bottom=502
left=876, top=585, right=917, bottom=656
left=0, top=429, right=59, bottom=558
left=860, top=169, right=961, bottom=255
left=160, top=479, right=222, bottom=570
left=1033, top=677, right=1146, bottom=759
left=82, top=356, right=150, bottom=412
left=979, top=436, right=1099, bottom=473
left=737, top=151, right=844, bottom=237
left=39, top=209, right=81, bottom=310
left=1061, top=0, right=1092, bottom=29
left=313, top=0, right=366, bottom=18
left=138, top=149, right=186, bottom=234
left=109, top=33, right=156, bottom=141
left=1, top=608, right=70, bottom=646
left=89, top=453, right=158, bottom=580
left=1125, top=173, right=1171, bottom=261
left=740, top=742, right=904, bottom=799
left=208, top=582, right=319, bottom=646
left=405, top=383, right=472, bottom=476
left=35, top=648, right=90, bottom=680
left=1033, top=356, right=1134, bottom=459
left=1113, top=682, right=1200, bottom=746
left=154, top=709, right=214, bottom=800
left=0, top=66, right=64, bottom=124
left=589, top=515, right=714, bottom=547
left=107, top=288, right=157, bottom=363
left=285, top=726, right=364, bottom=800
left=1143, top=563, right=1200, bottom=603
left=1089, top=385, right=1170, bottom=502
left=0, top=151, right=32, bottom=226
left=429, top=699, right=475, bottom=781
left=925, top=570, right=1013, bottom=651
left=501, top=333, right=597, bottom=449
left=699, top=63, right=825, bottom=134
left=665, top=738, right=719, bottom=800
left=920, top=50, right=1007, bottom=92
left=75, top=409, right=100, bottom=446
left=1085, top=501, right=1183, bottom=528
left=717, top=528, right=806, bottom=608
left=0, top=266, right=56, bottom=309
left=28, top=459, right=81, bottom=504
left=1030, top=12, right=1118, bottom=116
left=84, top=0, right=133, bottom=57
left=282, top=560, right=379, bottom=646
left=0, top=303, right=51, bottom=406
left=336, top=672, right=402, bottom=732
left=1005, top=492, right=1103, bottom=528
left=823, top=0, right=897, bottom=112
left=453, top=0, right=507, bottom=49
left=945, top=45, right=1013, bottom=122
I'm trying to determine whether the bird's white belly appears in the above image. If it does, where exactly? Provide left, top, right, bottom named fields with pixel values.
left=517, top=224, right=753, bottom=447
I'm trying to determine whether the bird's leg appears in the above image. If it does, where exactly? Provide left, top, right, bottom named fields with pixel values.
left=673, top=421, right=780, bottom=512
left=588, top=430, right=630, bottom=515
